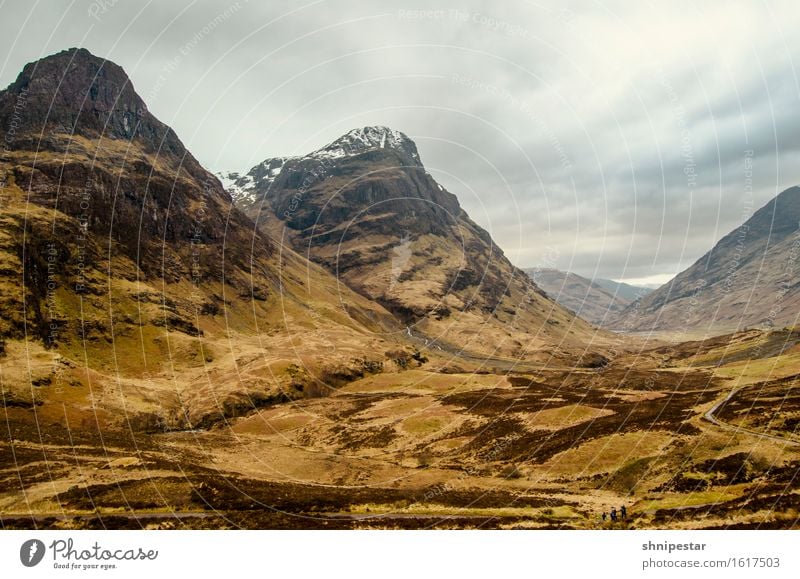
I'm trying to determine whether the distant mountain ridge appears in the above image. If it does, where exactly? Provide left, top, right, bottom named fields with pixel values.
left=524, top=268, right=651, bottom=326
left=594, top=278, right=653, bottom=302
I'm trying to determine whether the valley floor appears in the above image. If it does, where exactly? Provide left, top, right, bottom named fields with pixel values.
left=2, top=330, right=799, bottom=530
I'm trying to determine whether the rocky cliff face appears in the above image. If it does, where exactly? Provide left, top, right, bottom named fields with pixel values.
left=230, top=126, right=609, bottom=361
left=0, top=47, right=262, bottom=285
left=0, top=48, right=184, bottom=156
left=611, top=186, right=800, bottom=335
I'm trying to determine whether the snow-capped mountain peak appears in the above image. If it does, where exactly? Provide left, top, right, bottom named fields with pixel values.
left=217, top=127, right=424, bottom=203
left=309, top=126, right=421, bottom=164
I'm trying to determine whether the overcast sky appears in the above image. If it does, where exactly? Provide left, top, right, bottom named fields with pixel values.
left=2, top=0, right=799, bottom=285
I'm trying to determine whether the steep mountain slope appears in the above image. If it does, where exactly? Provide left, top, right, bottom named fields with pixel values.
left=524, top=268, right=634, bottom=325
left=611, top=186, right=800, bottom=335
left=230, top=126, right=611, bottom=362
left=0, top=49, right=402, bottom=432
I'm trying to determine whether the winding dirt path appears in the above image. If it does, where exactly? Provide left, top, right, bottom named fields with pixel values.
left=703, top=387, right=800, bottom=446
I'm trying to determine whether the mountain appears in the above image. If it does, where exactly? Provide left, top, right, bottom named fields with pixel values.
left=0, top=49, right=403, bottom=432
left=593, top=277, right=652, bottom=302
left=611, top=186, right=800, bottom=334
left=227, top=126, right=610, bottom=362
left=524, top=268, right=643, bottom=325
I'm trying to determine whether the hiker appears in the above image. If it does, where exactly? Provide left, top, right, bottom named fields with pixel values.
left=602, top=512, right=607, bottom=521
left=620, top=505, right=627, bottom=519
left=610, top=507, right=617, bottom=521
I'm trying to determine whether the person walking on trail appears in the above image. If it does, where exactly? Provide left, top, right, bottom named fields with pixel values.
left=602, top=512, right=607, bottom=522
left=620, top=505, right=627, bottom=520
left=610, top=507, right=617, bottom=522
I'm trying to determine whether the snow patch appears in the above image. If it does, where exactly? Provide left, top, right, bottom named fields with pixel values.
left=307, top=126, right=421, bottom=164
